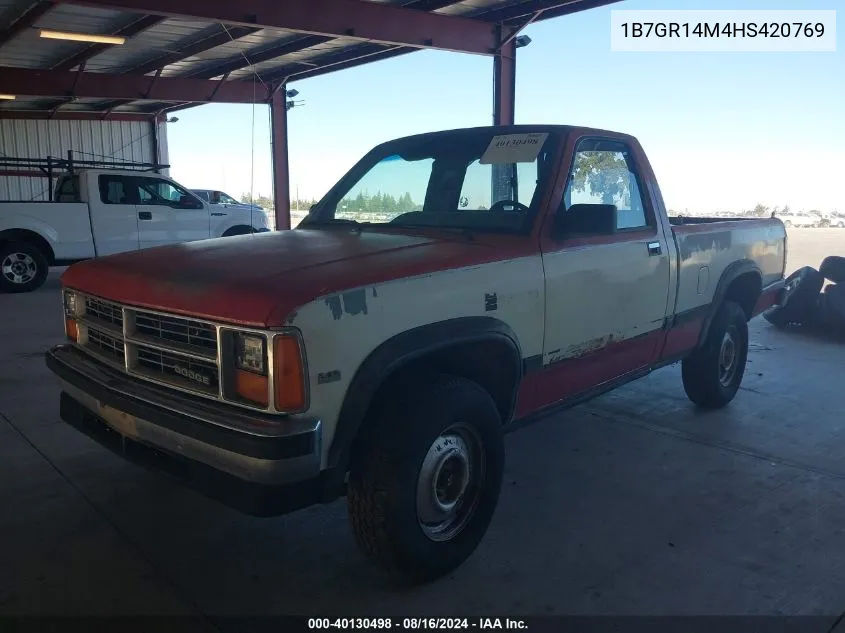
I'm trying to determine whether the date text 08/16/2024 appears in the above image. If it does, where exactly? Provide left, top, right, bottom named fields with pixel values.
left=307, top=618, right=528, bottom=630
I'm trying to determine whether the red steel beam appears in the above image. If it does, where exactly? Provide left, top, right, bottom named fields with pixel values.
left=56, top=0, right=502, bottom=55
left=0, top=110, right=159, bottom=121
left=51, top=15, right=165, bottom=71
left=270, top=90, right=291, bottom=231
left=1, top=66, right=273, bottom=103
left=0, top=1, right=54, bottom=47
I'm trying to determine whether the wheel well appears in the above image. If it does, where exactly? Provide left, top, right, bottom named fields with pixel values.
left=724, top=271, right=762, bottom=320
left=341, top=338, right=521, bottom=489
left=0, top=229, right=55, bottom=264
left=222, top=225, right=254, bottom=237
left=377, top=340, right=520, bottom=424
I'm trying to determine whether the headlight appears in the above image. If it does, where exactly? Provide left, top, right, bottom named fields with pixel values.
left=62, top=289, right=81, bottom=341
left=234, top=333, right=266, bottom=375
left=63, top=289, right=81, bottom=318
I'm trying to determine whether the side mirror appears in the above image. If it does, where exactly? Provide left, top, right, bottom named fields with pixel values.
left=552, top=204, right=617, bottom=240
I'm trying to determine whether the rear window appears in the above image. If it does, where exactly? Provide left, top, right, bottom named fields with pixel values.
left=55, top=176, right=80, bottom=202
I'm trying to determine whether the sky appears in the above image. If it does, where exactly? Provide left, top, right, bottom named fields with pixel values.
left=165, top=0, right=844, bottom=215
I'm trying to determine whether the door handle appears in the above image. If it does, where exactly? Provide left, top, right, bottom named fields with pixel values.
left=210, top=212, right=227, bottom=217
left=138, top=211, right=152, bottom=220
left=647, top=241, right=662, bottom=256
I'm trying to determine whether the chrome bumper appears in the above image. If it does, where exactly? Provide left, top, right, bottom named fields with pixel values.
left=46, top=344, right=323, bottom=515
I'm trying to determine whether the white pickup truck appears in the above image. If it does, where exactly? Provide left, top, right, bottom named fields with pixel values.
left=0, top=169, right=271, bottom=293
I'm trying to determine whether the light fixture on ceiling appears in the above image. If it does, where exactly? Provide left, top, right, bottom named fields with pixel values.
left=0, top=94, right=16, bottom=100
left=40, top=29, right=126, bottom=45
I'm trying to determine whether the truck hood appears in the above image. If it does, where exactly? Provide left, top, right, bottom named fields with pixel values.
left=61, top=228, right=527, bottom=327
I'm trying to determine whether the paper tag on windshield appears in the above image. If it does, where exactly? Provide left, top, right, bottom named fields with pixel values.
left=480, top=133, right=549, bottom=164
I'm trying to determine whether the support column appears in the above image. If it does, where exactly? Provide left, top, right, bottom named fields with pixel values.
left=270, top=89, right=291, bottom=231
left=492, top=36, right=516, bottom=204
left=149, top=116, right=160, bottom=172
left=493, top=36, right=516, bottom=126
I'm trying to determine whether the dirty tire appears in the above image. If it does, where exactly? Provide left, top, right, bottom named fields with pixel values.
left=820, top=256, right=845, bottom=285
left=763, top=266, right=823, bottom=327
left=347, top=373, right=504, bottom=583
left=0, top=241, right=49, bottom=293
left=682, top=300, right=749, bottom=409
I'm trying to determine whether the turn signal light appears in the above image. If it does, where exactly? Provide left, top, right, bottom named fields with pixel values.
left=65, top=319, right=78, bottom=342
left=274, top=334, right=306, bottom=412
left=234, top=369, right=269, bottom=407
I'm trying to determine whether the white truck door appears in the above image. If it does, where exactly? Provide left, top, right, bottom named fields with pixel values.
left=536, top=138, right=671, bottom=403
left=89, top=174, right=141, bottom=256
left=134, top=176, right=210, bottom=249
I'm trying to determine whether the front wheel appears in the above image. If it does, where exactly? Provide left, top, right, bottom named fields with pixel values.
left=0, top=241, right=49, bottom=293
left=347, top=374, right=504, bottom=582
left=682, top=301, right=749, bottom=409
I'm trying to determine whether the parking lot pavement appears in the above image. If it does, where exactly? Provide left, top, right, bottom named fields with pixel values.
left=2, top=230, right=845, bottom=621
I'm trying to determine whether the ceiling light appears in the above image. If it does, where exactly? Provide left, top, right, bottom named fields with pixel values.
left=0, top=94, right=16, bottom=100
left=40, top=29, right=126, bottom=45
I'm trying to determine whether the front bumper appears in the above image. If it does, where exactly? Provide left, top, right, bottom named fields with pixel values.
left=46, top=344, right=323, bottom=517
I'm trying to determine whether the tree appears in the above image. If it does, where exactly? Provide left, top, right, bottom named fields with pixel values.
left=569, top=151, right=629, bottom=206
left=752, top=203, right=769, bottom=217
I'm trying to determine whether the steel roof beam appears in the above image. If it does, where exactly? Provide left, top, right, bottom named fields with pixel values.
left=1, top=66, right=273, bottom=103
left=0, top=109, right=159, bottom=120
left=55, top=0, right=504, bottom=55
left=0, top=1, right=54, bottom=47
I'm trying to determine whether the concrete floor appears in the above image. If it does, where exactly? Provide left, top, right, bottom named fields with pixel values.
left=2, top=228, right=845, bottom=622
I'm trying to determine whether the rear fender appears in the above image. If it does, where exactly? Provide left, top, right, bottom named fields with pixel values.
left=697, top=259, right=762, bottom=347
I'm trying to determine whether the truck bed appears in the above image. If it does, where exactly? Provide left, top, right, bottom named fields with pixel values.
left=669, top=216, right=785, bottom=317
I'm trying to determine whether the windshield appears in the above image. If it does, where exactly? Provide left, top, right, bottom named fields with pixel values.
left=309, top=130, right=556, bottom=234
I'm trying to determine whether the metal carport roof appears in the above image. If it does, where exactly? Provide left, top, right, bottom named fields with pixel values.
left=0, top=0, right=621, bottom=119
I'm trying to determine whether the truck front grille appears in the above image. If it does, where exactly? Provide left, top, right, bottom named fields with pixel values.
left=85, top=296, right=123, bottom=329
left=134, top=312, right=217, bottom=352
left=135, top=347, right=219, bottom=396
left=86, top=328, right=125, bottom=363
left=78, top=296, right=228, bottom=401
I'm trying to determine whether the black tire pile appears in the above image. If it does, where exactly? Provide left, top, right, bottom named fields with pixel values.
left=764, top=256, right=845, bottom=337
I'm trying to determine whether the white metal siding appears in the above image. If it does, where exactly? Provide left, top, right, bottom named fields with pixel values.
left=0, top=119, right=165, bottom=201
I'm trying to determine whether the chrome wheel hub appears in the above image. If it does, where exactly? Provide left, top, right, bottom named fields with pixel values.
left=718, top=328, right=739, bottom=387
left=416, top=425, right=483, bottom=542
left=1, top=252, right=36, bottom=285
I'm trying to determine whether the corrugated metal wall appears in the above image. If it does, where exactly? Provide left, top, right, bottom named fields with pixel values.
left=0, top=118, right=165, bottom=201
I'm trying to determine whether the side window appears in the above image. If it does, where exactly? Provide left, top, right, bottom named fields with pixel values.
left=193, top=190, right=209, bottom=202
left=98, top=175, right=137, bottom=205
left=562, top=141, right=649, bottom=230
left=136, top=178, right=201, bottom=209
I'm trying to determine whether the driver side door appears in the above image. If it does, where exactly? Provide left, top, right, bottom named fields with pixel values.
left=135, top=176, right=210, bottom=249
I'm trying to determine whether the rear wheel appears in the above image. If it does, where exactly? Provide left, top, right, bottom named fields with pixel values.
left=347, top=374, right=504, bottom=582
left=682, top=301, right=748, bottom=409
left=0, top=241, right=48, bottom=293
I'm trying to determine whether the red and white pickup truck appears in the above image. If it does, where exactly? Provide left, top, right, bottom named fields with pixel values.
left=46, top=125, right=786, bottom=581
